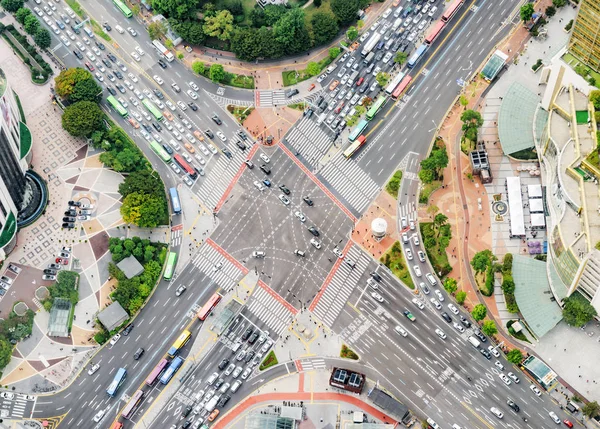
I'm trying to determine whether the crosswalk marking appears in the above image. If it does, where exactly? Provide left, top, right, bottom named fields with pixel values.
left=398, top=203, right=417, bottom=221
left=245, top=287, right=294, bottom=335
left=256, top=89, right=325, bottom=108
left=299, top=358, right=326, bottom=371
left=312, top=245, right=371, bottom=328
left=284, top=116, right=335, bottom=167
left=206, top=91, right=253, bottom=108
left=318, top=152, right=380, bottom=214
left=171, top=230, right=182, bottom=247
left=191, top=244, right=244, bottom=291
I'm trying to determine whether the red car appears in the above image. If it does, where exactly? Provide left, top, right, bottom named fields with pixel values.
left=84, top=62, right=94, bottom=72
left=62, top=259, right=69, bottom=265
left=563, top=420, right=573, bottom=428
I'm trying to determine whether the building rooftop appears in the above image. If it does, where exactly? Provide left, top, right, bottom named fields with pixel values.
left=482, top=50, right=508, bottom=82
left=116, top=255, right=144, bottom=279
left=97, top=302, right=129, bottom=332
left=498, top=82, right=539, bottom=155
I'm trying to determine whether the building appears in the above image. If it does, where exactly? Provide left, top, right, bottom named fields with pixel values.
left=568, top=0, right=600, bottom=72
left=0, top=68, right=32, bottom=259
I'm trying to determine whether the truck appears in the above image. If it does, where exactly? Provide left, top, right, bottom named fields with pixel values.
left=347, top=70, right=359, bottom=86
left=360, top=33, right=381, bottom=57
left=363, top=51, right=375, bottom=65
left=468, top=336, right=481, bottom=349
left=204, top=396, right=219, bottom=412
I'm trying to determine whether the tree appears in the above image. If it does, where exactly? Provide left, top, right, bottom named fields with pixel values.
left=263, top=4, right=287, bottom=26
left=34, top=27, right=51, bottom=49
left=459, top=95, right=469, bottom=108
left=545, top=5, right=556, bottom=17
left=520, top=3, right=534, bottom=23
left=152, top=0, right=196, bottom=19
left=24, top=14, right=40, bottom=35
left=582, top=401, right=600, bottom=420
left=501, top=276, right=515, bottom=294
left=0, top=337, right=12, bottom=370
left=471, top=304, right=487, bottom=321
left=427, top=205, right=439, bottom=217
left=209, top=64, right=225, bottom=83
left=481, top=320, right=497, bottom=337
left=419, top=167, right=434, bottom=184
left=346, top=26, right=358, bottom=41
left=552, top=0, right=566, bottom=7
left=455, top=290, right=467, bottom=305
left=356, top=19, right=364, bottom=29
left=376, top=72, right=389, bottom=88
left=249, top=7, right=265, bottom=28
left=506, top=349, right=523, bottom=365
left=192, top=61, right=205, bottom=75
left=313, top=0, right=322, bottom=6
left=121, top=192, right=168, bottom=228
left=305, top=62, right=320, bottom=77
left=70, top=77, right=102, bottom=103
left=331, top=0, right=359, bottom=25
left=394, top=51, right=408, bottom=65
left=203, top=10, right=234, bottom=41
left=148, top=21, right=167, bottom=40
left=118, top=170, right=164, bottom=198
left=461, top=109, right=483, bottom=131
left=224, top=0, right=244, bottom=17
left=170, top=20, right=206, bottom=45
left=62, top=101, right=104, bottom=137
left=1, top=0, right=23, bottom=12
left=562, top=295, right=597, bottom=327
left=590, top=91, right=600, bottom=111
left=15, top=7, right=31, bottom=24
left=433, top=213, right=448, bottom=236
left=273, top=8, right=311, bottom=55
left=329, top=47, right=341, bottom=59
left=443, top=278, right=457, bottom=295
left=424, top=237, right=436, bottom=249
left=312, top=12, right=339, bottom=45
left=471, top=249, right=493, bottom=273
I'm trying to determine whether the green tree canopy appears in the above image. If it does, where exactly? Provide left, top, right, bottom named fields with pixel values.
left=209, top=64, right=225, bottom=82
left=311, top=11, right=339, bottom=45
left=501, top=276, right=515, bottom=294
left=1, top=0, right=24, bottom=12
left=331, top=0, right=359, bottom=25
left=552, top=0, right=566, bottom=6
left=169, top=19, right=206, bottom=45
left=394, top=51, right=408, bottom=65
left=249, top=7, right=265, bottom=28
left=306, top=62, right=320, bottom=77
left=506, top=349, right=523, bottom=365
left=118, top=170, right=165, bottom=198
left=346, top=26, right=358, bottom=41
left=590, top=90, right=600, bottom=110
left=148, top=21, right=167, bottom=40
left=481, top=320, right=497, bottom=336
left=62, top=101, right=104, bottom=137
left=34, top=27, right=51, bottom=49
left=55, top=68, right=93, bottom=99
left=121, top=192, right=168, bottom=228
left=152, top=0, right=196, bottom=19
left=15, top=7, right=32, bottom=24
left=329, top=46, right=341, bottom=59
left=264, top=4, right=288, bottom=26
left=273, top=8, right=311, bottom=55
left=24, top=14, right=40, bottom=35
left=471, top=249, right=493, bottom=273
left=455, top=290, right=467, bottom=304
left=203, top=10, right=234, bottom=41
left=0, top=337, right=12, bottom=370
left=313, top=0, right=322, bottom=6
left=562, top=294, right=598, bottom=327
left=376, top=72, right=389, bottom=88
left=192, top=61, right=205, bottom=75
left=582, top=401, right=600, bottom=419
left=461, top=109, right=483, bottom=131
left=70, top=77, right=102, bottom=103
left=443, top=278, right=458, bottom=295
left=520, top=3, right=534, bottom=22
left=471, top=304, right=487, bottom=321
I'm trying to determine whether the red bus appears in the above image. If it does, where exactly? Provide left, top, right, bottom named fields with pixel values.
left=122, top=389, right=144, bottom=420
left=442, top=0, right=464, bottom=22
left=197, top=293, right=222, bottom=321
left=425, top=21, right=445, bottom=45
left=391, top=76, right=413, bottom=100
left=145, top=358, right=169, bottom=386
left=173, top=154, right=198, bottom=179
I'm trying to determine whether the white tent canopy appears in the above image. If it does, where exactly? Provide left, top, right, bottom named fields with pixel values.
left=507, top=177, right=526, bottom=236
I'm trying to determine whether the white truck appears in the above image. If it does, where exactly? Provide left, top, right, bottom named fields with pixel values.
left=467, top=336, right=481, bottom=349
left=360, top=33, right=381, bottom=57
left=204, top=396, right=219, bottom=413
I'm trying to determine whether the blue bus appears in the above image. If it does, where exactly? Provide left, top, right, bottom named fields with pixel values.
left=160, top=356, right=184, bottom=385
left=408, top=44, right=428, bottom=69
left=348, top=119, right=369, bottom=142
left=169, top=187, right=181, bottom=215
left=107, top=367, right=127, bottom=397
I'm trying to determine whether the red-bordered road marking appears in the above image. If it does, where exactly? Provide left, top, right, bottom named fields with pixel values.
left=205, top=238, right=249, bottom=275
left=278, top=142, right=358, bottom=223
left=214, top=144, right=260, bottom=213
left=258, top=280, right=299, bottom=315
left=295, top=360, right=303, bottom=372
left=308, top=240, right=355, bottom=312
left=171, top=224, right=183, bottom=231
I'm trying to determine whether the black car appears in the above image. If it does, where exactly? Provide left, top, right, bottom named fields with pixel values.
left=157, top=59, right=167, bottom=69
left=217, top=394, right=231, bottom=407
left=44, top=269, right=57, bottom=275
left=162, top=144, right=173, bottom=154
left=244, top=160, right=254, bottom=169
left=479, top=348, right=492, bottom=360
left=260, top=165, right=271, bottom=175
left=371, top=272, right=382, bottom=282
left=237, top=130, right=248, bottom=141
left=153, top=89, right=164, bottom=99
left=96, top=41, right=105, bottom=51
left=279, top=185, right=290, bottom=195
left=181, top=420, right=192, bottom=429
left=107, top=53, right=117, bottom=62
left=107, top=87, right=117, bottom=96
left=73, top=50, right=83, bottom=60
left=152, top=122, right=162, bottom=132
left=64, top=210, right=76, bottom=216
left=188, top=102, right=198, bottom=111
left=68, top=201, right=81, bottom=207
left=308, top=226, right=319, bottom=237
left=316, top=96, right=324, bottom=106
left=507, top=399, right=520, bottom=412
left=285, top=88, right=299, bottom=98
left=248, top=332, right=259, bottom=344
left=182, top=405, right=192, bottom=417
left=223, top=148, right=233, bottom=159
left=214, top=378, right=224, bottom=389
left=62, top=222, right=75, bottom=228
left=122, top=324, right=134, bottom=336
left=459, top=315, right=472, bottom=328
left=441, top=312, right=452, bottom=323
left=211, top=114, right=222, bottom=125
left=375, top=51, right=384, bottom=62
left=303, top=196, right=314, bottom=206
left=338, top=122, right=347, bottom=132
left=62, top=217, right=76, bottom=222
left=205, top=129, right=215, bottom=139
left=102, top=22, right=111, bottom=31
left=236, top=140, right=247, bottom=151
left=304, top=108, right=313, bottom=118
left=242, top=327, right=253, bottom=340
left=218, top=358, right=229, bottom=370
left=244, top=350, right=255, bottom=363
left=102, top=58, right=112, bottom=68
left=114, top=70, right=123, bottom=80
left=474, top=330, right=487, bottom=342
left=142, top=124, right=152, bottom=133
left=116, top=84, right=126, bottom=94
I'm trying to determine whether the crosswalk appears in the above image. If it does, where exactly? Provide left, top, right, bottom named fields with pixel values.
left=171, top=229, right=182, bottom=247
left=284, top=116, right=335, bottom=167
left=206, top=91, right=254, bottom=108
left=318, top=152, right=380, bottom=215
left=256, top=90, right=286, bottom=107
left=245, top=286, right=294, bottom=336
left=298, top=357, right=326, bottom=371
left=312, top=245, right=371, bottom=328
left=191, top=244, right=244, bottom=292
left=398, top=201, right=417, bottom=221
left=8, top=397, right=27, bottom=417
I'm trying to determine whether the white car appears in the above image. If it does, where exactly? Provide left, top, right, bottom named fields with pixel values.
left=207, top=144, right=218, bottom=154
left=507, top=372, right=520, bottom=383
left=278, top=194, right=290, bottom=205
left=128, top=73, right=138, bottom=83
left=434, top=290, right=444, bottom=302
left=448, top=303, right=459, bottom=315
left=153, top=75, right=164, bottom=85
left=494, top=361, right=505, bottom=371
left=177, top=101, right=187, bottom=110
left=411, top=298, right=424, bottom=310
left=131, top=110, right=141, bottom=121
left=453, top=322, right=464, bottom=333
left=435, top=328, right=447, bottom=340
left=499, top=373, right=511, bottom=386
left=428, top=6, right=438, bottom=17
left=189, top=81, right=199, bottom=91
left=172, top=131, right=182, bottom=141
left=133, top=89, right=144, bottom=99
left=175, top=123, right=185, bottom=133
left=488, top=346, right=500, bottom=358
left=140, top=130, right=151, bottom=141
left=402, top=233, right=408, bottom=243
left=165, top=100, right=176, bottom=111
left=156, top=100, right=165, bottom=109
left=371, top=292, right=384, bottom=303
left=124, top=80, right=133, bottom=90
left=93, top=409, right=106, bottom=423
left=0, top=392, right=14, bottom=400
left=95, top=72, right=104, bottom=81
left=109, top=334, right=121, bottom=345
left=34, top=7, right=43, bottom=16
left=394, top=326, right=408, bottom=337
left=310, top=238, right=321, bottom=249
left=216, top=131, right=227, bottom=142
left=490, top=407, right=503, bottom=419
left=430, top=298, right=441, bottom=310
left=529, top=384, right=542, bottom=396
left=294, top=211, right=306, bottom=222
left=170, top=163, right=181, bottom=174
left=260, top=153, right=270, bottom=163
left=131, top=52, right=141, bottom=62
left=183, top=176, right=194, bottom=187
left=86, top=51, right=96, bottom=61
left=413, top=265, right=422, bottom=277
left=82, top=37, right=90, bottom=45
left=549, top=411, right=561, bottom=424
left=66, top=8, right=75, bottom=18
left=186, top=89, right=198, bottom=100
left=253, top=181, right=264, bottom=191
left=96, top=63, right=105, bottom=73
left=60, top=35, right=70, bottom=46
left=405, top=248, right=413, bottom=260
left=87, top=363, right=100, bottom=375
left=134, top=46, right=145, bottom=56
left=92, top=46, right=101, bottom=56
left=417, top=250, right=426, bottom=262
left=66, top=30, right=75, bottom=40
left=127, top=27, right=137, bottom=36
left=332, top=247, right=344, bottom=259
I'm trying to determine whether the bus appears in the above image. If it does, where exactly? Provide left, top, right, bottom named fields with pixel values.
left=169, top=187, right=181, bottom=215
left=121, top=389, right=144, bottom=419
left=168, top=329, right=191, bottom=357
left=441, top=0, right=464, bottom=22
left=146, top=358, right=169, bottom=386
left=106, top=368, right=127, bottom=397
left=152, top=40, right=175, bottom=62
left=112, top=0, right=133, bottom=18
left=425, top=21, right=445, bottom=45
left=111, top=423, right=124, bottom=429
left=160, top=356, right=184, bottom=385
left=384, top=72, right=406, bottom=96
left=164, top=251, right=177, bottom=280
left=348, top=119, right=369, bottom=142
left=197, top=293, right=222, bottom=321
left=391, top=75, right=413, bottom=100
left=343, top=135, right=367, bottom=159
left=141, top=99, right=163, bottom=121
left=107, top=96, right=128, bottom=117
left=173, top=154, right=198, bottom=179
left=366, top=96, right=387, bottom=120
left=407, top=44, right=428, bottom=69
left=149, top=140, right=171, bottom=162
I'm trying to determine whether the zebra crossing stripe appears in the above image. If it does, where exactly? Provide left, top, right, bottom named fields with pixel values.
left=257, top=280, right=298, bottom=315
left=214, top=144, right=259, bottom=212
left=205, top=239, right=249, bottom=275
left=309, top=240, right=355, bottom=312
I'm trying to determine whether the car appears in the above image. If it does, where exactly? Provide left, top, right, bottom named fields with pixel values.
left=394, top=326, right=408, bottom=337
left=218, top=358, right=230, bottom=370
left=474, top=330, right=487, bottom=342
left=84, top=62, right=94, bottom=72
left=122, top=324, right=134, bottom=336
left=435, top=328, right=446, bottom=339
left=494, top=361, right=505, bottom=371
left=434, top=290, right=444, bottom=302
left=73, top=49, right=83, bottom=59
left=308, top=226, right=319, bottom=237
left=106, top=73, right=115, bottom=82
left=303, top=196, right=314, bottom=206
left=488, top=346, right=500, bottom=358
left=405, top=248, right=413, bottom=260
left=116, top=84, right=126, bottom=94
left=310, top=238, right=321, bottom=249
left=480, top=348, right=492, bottom=360
left=87, top=363, right=100, bottom=376
left=402, top=233, right=408, bottom=243
left=236, top=140, right=247, bottom=150
left=186, top=89, right=198, bottom=100
left=490, top=407, right=503, bottom=419
left=279, top=195, right=290, bottom=205
left=107, top=87, right=117, bottom=96
left=93, top=409, right=106, bottom=423
left=64, top=210, right=76, bottom=216
left=127, top=26, right=137, bottom=36
left=244, top=351, right=255, bottom=363
left=529, top=384, right=542, bottom=396
left=430, top=298, right=442, bottom=310
left=43, top=268, right=57, bottom=275
left=499, top=373, right=511, bottom=385
left=441, top=312, right=452, bottom=323
left=175, top=285, right=186, bottom=296
left=371, top=292, right=384, bottom=303
left=241, top=367, right=252, bottom=380
left=453, top=322, right=465, bottom=332
left=448, top=303, right=459, bottom=315
left=332, top=247, right=344, bottom=259
left=278, top=184, right=291, bottom=195
left=404, top=310, right=416, bottom=322
left=208, top=409, right=219, bottom=422
left=42, top=274, right=56, bottom=281
left=188, top=101, right=199, bottom=111
left=459, top=315, right=471, bottom=328
left=153, top=89, right=164, bottom=100
left=507, top=372, right=520, bottom=383
left=506, top=399, right=519, bottom=412
left=417, top=250, right=426, bottom=262
left=131, top=52, right=141, bottom=62
left=260, top=165, right=271, bottom=175
left=563, top=419, right=574, bottom=428
left=109, top=334, right=121, bottom=346
left=216, top=131, right=227, bottom=142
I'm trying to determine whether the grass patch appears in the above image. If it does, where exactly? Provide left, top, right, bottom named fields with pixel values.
left=380, top=241, right=415, bottom=289
left=195, top=65, right=254, bottom=89
left=259, top=350, right=278, bottom=370
left=340, top=344, right=358, bottom=360
left=90, top=19, right=111, bottom=42
left=507, top=320, right=531, bottom=343
left=419, top=180, right=442, bottom=204
left=14, top=93, right=26, bottom=124
left=511, top=147, right=538, bottom=160
left=563, top=52, right=600, bottom=87
left=385, top=170, right=402, bottom=198
left=288, top=102, right=308, bottom=111
left=419, top=222, right=452, bottom=277
left=282, top=55, right=335, bottom=87
left=227, top=105, right=254, bottom=124
left=302, top=0, right=333, bottom=24
left=586, top=150, right=600, bottom=169
left=64, top=0, right=85, bottom=18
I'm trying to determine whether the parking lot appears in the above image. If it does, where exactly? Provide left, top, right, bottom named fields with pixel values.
left=211, top=146, right=354, bottom=310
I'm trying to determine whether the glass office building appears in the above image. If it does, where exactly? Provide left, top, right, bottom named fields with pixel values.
left=568, top=0, right=600, bottom=72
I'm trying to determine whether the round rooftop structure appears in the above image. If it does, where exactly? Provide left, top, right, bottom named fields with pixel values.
left=371, top=218, right=387, bottom=238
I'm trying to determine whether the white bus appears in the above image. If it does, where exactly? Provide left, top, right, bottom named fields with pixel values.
left=152, top=40, right=174, bottom=62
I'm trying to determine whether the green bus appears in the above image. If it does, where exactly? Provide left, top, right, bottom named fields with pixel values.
left=366, top=96, right=387, bottom=120
left=164, top=251, right=177, bottom=280
left=107, top=95, right=128, bottom=117
left=112, top=0, right=133, bottom=18
left=149, top=140, right=172, bottom=163
left=142, top=99, right=163, bottom=121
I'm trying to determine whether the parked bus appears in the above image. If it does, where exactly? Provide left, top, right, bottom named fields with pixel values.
left=152, top=40, right=174, bottom=62
left=343, top=135, right=367, bottom=159
left=384, top=72, right=406, bottom=96
left=366, top=96, right=387, bottom=120
left=168, top=330, right=191, bottom=358
left=106, top=368, right=127, bottom=397
left=168, top=187, right=181, bottom=215
left=146, top=358, right=169, bottom=386
left=173, top=154, right=198, bottom=179
left=391, top=75, right=413, bottom=100
left=121, top=389, right=144, bottom=420
left=441, top=0, right=464, bottom=22
left=197, top=293, right=222, bottom=321
left=348, top=119, right=369, bottom=142
left=112, top=0, right=132, bottom=18
left=149, top=140, right=171, bottom=162
left=107, top=96, right=128, bottom=117
left=160, top=356, right=184, bottom=385
left=407, top=44, right=428, bottom=69
left=425, top=21, right=445, bottom=45
left=163, top=251, right=177, bottom=281
left=141, top=99, right=163, bottom=121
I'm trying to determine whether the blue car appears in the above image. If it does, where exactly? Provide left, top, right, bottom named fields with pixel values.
left=55, top=20, right=65, bottom=30
left=263, top=179, right=271, bottom=187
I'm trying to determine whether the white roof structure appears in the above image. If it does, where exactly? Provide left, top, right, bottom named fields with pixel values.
left=528, top=184, right=543, bottom=198
left=531, top=213, right=546, bottom=228
left=506, top=177, right=525, bottom=236
left=529, top=198, right=544, bottom=213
